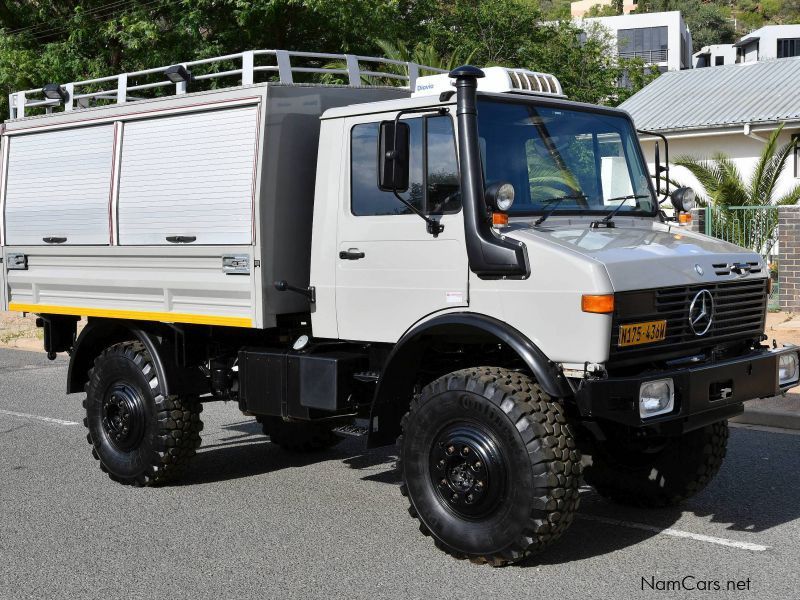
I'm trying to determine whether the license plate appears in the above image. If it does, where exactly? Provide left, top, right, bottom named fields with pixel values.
left=618, top=320, right=667, bottom=347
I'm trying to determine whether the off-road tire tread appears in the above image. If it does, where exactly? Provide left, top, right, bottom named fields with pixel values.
left=397, top=366, right=582, bottom=566
left=585, top=420, right=728, bottom=507
left=83, top=341, right=203, bottom=486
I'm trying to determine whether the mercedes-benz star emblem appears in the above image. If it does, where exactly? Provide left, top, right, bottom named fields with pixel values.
left=689, top=289, right=714, bottom=336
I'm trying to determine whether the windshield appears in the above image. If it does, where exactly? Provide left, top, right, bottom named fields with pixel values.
left=477, top=98, right=656, bottom=217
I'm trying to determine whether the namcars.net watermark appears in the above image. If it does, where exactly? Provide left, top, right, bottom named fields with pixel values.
left=642, top=576, right=752, bottom=592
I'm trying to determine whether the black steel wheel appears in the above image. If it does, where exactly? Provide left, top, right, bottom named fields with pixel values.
left=397, top=367, right=582, bottom=566
left=429, top=423, right=506, bottom=520
left=83, top=341, right=203, bottom=486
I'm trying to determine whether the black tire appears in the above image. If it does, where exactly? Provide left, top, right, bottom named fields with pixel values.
left=397, top=367, right=582, bottom=566
left=583, top=420, right=729, bottom=507
left=259, top=417, right=342, bottom=453
left=83, top=341, right=203, bottom=486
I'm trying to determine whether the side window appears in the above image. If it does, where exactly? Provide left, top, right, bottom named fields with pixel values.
left=351, top=119, right=423, bottom=216
left=426, top=116, right=460, bottom=214
left=351, top=116, right=459, bottom=216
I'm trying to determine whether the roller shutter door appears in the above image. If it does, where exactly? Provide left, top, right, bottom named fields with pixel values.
left=117, top=105, right=259, bottom=245
left=4, top=125, right=114, bottom=245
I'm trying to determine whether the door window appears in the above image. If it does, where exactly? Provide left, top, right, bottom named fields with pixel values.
left=351, top=115, right=459, bottom=216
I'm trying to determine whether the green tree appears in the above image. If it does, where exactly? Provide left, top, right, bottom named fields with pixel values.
left=0, top=0, right=657, bottom=118
left=635, top=0, right=735, bottom=51
left=673, top=124, right=800, bottom=251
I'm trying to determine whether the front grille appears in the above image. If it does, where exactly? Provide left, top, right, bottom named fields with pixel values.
left=609, top=279, right=768, bottom=365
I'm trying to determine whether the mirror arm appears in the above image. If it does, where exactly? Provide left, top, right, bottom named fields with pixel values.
left=390, top=108, right=450, bottom=237
left=638, top=128, right=671, bottom=203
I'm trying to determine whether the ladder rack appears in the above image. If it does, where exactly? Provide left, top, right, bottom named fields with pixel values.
left=8, top=49, right=447, bottom=119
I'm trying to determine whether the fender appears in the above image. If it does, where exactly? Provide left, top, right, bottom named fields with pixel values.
left=67, top=319, right=205, bottom=396
left=368, top=312, right=571, bottom=447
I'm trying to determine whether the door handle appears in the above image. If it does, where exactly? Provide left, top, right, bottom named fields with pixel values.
left=339, top=249, right=365, bottom=260
left=166, top=235, right=197, bottom=244
left=43, top=236, right=67, bottom=244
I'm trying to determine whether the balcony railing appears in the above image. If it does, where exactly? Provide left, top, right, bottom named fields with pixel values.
left=618, top=49, right=668, bottom=63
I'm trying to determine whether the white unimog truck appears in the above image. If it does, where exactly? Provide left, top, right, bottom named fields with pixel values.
left=2, top=50, right=797, bottom=566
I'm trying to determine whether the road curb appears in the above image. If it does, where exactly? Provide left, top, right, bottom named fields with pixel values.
left=730, top=408, right=800, bottom=430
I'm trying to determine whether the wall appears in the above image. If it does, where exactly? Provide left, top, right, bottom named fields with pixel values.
left=638, top=127, right=800, bottom=202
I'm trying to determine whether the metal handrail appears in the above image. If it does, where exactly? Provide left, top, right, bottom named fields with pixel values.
left=9, top=48, right=447, bottom=119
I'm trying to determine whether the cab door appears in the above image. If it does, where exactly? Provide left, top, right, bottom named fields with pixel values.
left=334, top=112, right=468, bottom=343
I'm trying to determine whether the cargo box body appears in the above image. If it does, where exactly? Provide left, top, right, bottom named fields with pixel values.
left=0, top=84, right=406, bottom=328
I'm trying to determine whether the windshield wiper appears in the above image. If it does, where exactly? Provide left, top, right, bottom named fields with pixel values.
left=534, top=194, right=588, bottom=226
left=591, top=194, right=651, bottom=228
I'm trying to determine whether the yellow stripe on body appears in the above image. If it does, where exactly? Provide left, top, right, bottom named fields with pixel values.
left=8, top=303, right=252, bottom=328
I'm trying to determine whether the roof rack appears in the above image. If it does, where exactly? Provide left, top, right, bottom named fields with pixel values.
left=8, top=49, right=447, bottom=119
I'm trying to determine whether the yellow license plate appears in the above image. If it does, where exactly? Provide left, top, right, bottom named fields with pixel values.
left=618, top=320, right=667, bottom=347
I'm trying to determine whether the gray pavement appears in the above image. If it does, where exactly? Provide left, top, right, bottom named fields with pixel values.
left=0, top=348, right=799, bottom=600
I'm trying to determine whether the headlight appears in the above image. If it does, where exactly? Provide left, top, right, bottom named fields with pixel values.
left=778, top=352, right=799, bottom=386
left=485, top=182, right=515, bottom=212
left=670, top=186, right=696, bottom=212
left=639, top=378, right=674, bottom=419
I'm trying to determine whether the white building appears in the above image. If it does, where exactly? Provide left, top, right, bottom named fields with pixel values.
left=693, top=44, right=737, bottom=68
left=579, top=11, right=693, bottom=72
left=571, top=0, right=638, bottom=18
left=620, top=58, right=800, bottom=201
left=734, top=24, right=800, bottom=63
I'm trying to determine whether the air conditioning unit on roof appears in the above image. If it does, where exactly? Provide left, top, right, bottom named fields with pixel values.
left=411, top=66, right=564, bottom=98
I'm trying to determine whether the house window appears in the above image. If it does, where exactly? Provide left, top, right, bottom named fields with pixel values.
left=778, top=38, right=800, bottom=58
left=617, top=26, right=669, bottom=63
left=715, top=56, right=725, bottom=66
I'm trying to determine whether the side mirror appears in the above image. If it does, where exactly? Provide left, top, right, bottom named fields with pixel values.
left=638, top=129, right=670, bottom=198
left=378, top=120, right=410, bottom=192
left=671, top=186, right=696, bottom=212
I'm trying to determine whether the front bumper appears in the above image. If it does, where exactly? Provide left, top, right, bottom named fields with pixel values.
left=575, top=347, right=798, bottom=433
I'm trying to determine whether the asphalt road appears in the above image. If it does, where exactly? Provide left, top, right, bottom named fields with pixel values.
left=1, top=348, right=799, bottom=600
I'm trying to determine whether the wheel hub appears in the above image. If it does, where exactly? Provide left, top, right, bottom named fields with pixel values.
left=101, top=382, right=146, bottom=451
left=430, top=423, right=506, bottom=519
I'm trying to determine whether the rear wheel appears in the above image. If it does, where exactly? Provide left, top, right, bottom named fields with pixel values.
left=397, top=367, right=582, bottom=566
left=83, top=341, right=203, bottom=486
left=259, top=417, right=342, bottom=452
left=583, top=420, right=729, bottom=507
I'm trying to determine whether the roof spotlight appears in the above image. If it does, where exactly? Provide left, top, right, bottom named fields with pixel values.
left=164, top=64, right=193, bottom=84
left=41, top=83, right=68, bottom=103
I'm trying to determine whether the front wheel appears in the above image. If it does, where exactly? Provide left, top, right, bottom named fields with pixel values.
left=397, top=367, right=582, bottom=566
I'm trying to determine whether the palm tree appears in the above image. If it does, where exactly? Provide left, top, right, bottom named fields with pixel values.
left=372, top=39, right=478, bottom=73
left=673, top=123, right=800, bottom=254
